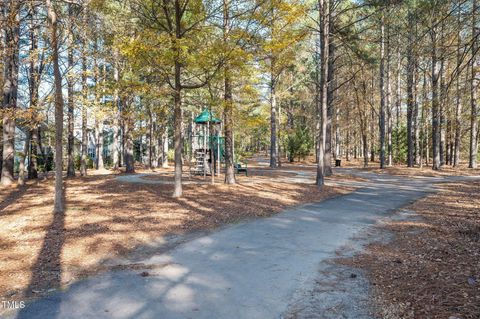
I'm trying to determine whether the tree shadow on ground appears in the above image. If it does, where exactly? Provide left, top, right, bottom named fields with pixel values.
left=16, top=186, right=66, bottom=319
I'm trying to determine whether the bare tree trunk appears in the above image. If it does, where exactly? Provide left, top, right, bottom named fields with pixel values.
left=370, top=77, right=375, bottom=162
left=316, top=0, right=329, bottom=186
left=124, top=112, right=135, bottom=173
left=93, top=39, right=104, bottom=170
left=414, top=70, right=421, bottom=166
left=173, top=67, right=183, bottom=197
left=162, top=127, right=169, bottom=168
left=223, top=0, right=235, bottom=183
left=148, top=108, right=153, bottom=169
left=47, top=0, right=65, bottom=213
left=386, top=23, right=392, bottom=167
left=112, top=56, right=120, bottom=171
left=379, top=11, right=386, bottom=169
left=27, top=2, right=40, bottom=180
left=431, top=26, right=441, bottom=170
left=454, top=12, right=462, bottom=167
left=18, top=130, right=30, bottom=186
left=395, top=35, right=401, bottom=162
left=439, top=53, right=446, bottom=167
left=1, top=0, right=20, bottom=186
left=469, top=0, right=479, bottom=168
left=325, top=22, right=335, bottom=176
left=406, top=4, right=415, bottom=168
left=270, top=68, right=278, bottom=168
left=346, top=103, right=350, bottom=161
left=420, top=69, right=428, bottom=168
left=66, top=3, right=75, bottom=177
left=80, top=5, right=88, bottom=176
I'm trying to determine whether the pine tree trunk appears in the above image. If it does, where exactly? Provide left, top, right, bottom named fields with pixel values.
left=431, top=27, right=441, bottom=170
left=325, top=25, right=335, bottom=176
left=112, top=57, right=120, bottom=171
left=148, top=109, right=153, bottom=169
left=66, top=3, right=75, bottom=177
left=386, top=23, right=392, bottom=167
left=223, top=0, right=235, bottom=184
left=270, top=69, right=278, bottom=168
left=379, top=12, right=386, bottom=169
left=1, top=0, right=20, bottom=186
left=162, top=128, right=169, bottom=168
left=454, top=23, right=462, bottom=167
left=80, top=6, right=88, bottom=176
left=47, top=0, right=65, bottom=213
left=316, top=0, right=329, bottom=186
left=469, top=0, right=479, bottom=168
left=173, top=70, right=183, bottom=197
left=18, top=130, right=30, bottom=186
left=27, top=3, right=39, bottom=180
left=124, top=121, right=135, bottom=173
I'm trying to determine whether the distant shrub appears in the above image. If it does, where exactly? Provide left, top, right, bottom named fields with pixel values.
left=287, top=127, right=313, bottom=162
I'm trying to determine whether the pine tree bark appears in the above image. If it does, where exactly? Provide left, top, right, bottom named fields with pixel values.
left=66, top=3, right=75, bottom=177
left=379, top=11, right=386, bottom=169
left=80, top=6, right=88, bottom=176
left=316, top=0, right=329, bottom=186
left=431, top=26, right=441, bottom=170
left=325, top=20, right=335, bottom=176
left=270, top=65, right=278, bottom=168
left=223, top=0, right=235, bottom=183
left=27, top=2, right=40, bottom=179
left=469, top=0, right=479, bottom=168
left=112, top=56, right=120, bottom=171
left=47, top=0, right=65, bottom=213
left=1, top=0, right=20, bottom=186
left=124, top=112, right=135, bottom=173
left=18, top=130, right=30, bottom=186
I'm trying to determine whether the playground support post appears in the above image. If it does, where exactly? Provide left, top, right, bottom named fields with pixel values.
left=217, top=134, right=220, bottom=177
left=204, top=123, right=207, bottom=179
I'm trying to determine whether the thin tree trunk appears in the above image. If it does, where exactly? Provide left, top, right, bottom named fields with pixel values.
left=124, top=112, right=135, bottom=173
left=112, top=56, right=120, bottom=170
left=47, top=0, right=65, bottom=213
left=18, top=130, right=30, bottom=186
left=66, top=3, right=75, bottom=177
left=162, top=127, right=169, bottom=168
left=1, top=0, right=20, bottom=186
left=148, top=109, right=153, bottom=169
left=173, top=67, right=183, bottom=197
left=325, top=22, right=335, bottom=176
left=316, top=0, right=329, bottom=186
left=414, top=69, right=421, bottom=166
left=431, top=26, right=441, bottom=170
left=80, top=5, right=88, bottom=176
left=270, top=68, right=278, bottom=168
left=469, top=0, right=479, bottom=168
left=27, top=3, right=40, bottom=180
left=395, top=35, right=401, bottom=162
left=386, top=23, right=392, bottom=167
left=379, top=11, right=386, bottom=169
left=406, top=4, right=415, bottom=167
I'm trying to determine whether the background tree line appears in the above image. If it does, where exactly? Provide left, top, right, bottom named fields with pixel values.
left=0, top=0, right=478, bottom=210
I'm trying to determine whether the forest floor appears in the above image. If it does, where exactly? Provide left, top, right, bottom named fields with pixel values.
left=340, top=179, right=480, bottom=319
left=0, top=159, right=356, bottom=305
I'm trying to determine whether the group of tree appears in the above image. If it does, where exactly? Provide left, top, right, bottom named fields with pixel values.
left=0, top=0, right=478, bottom=211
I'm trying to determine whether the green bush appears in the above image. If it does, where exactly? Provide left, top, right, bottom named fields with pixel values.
left=392, top=124, right=408, bottom=164
left=287, top=127, right=313, bottom=162
left=74, top=154, right=94, bottom=170
left=168, top=149, right=175, bottom=161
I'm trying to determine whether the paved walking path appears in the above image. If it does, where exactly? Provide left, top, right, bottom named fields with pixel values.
left=6, top=169, right=479, bottom=319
